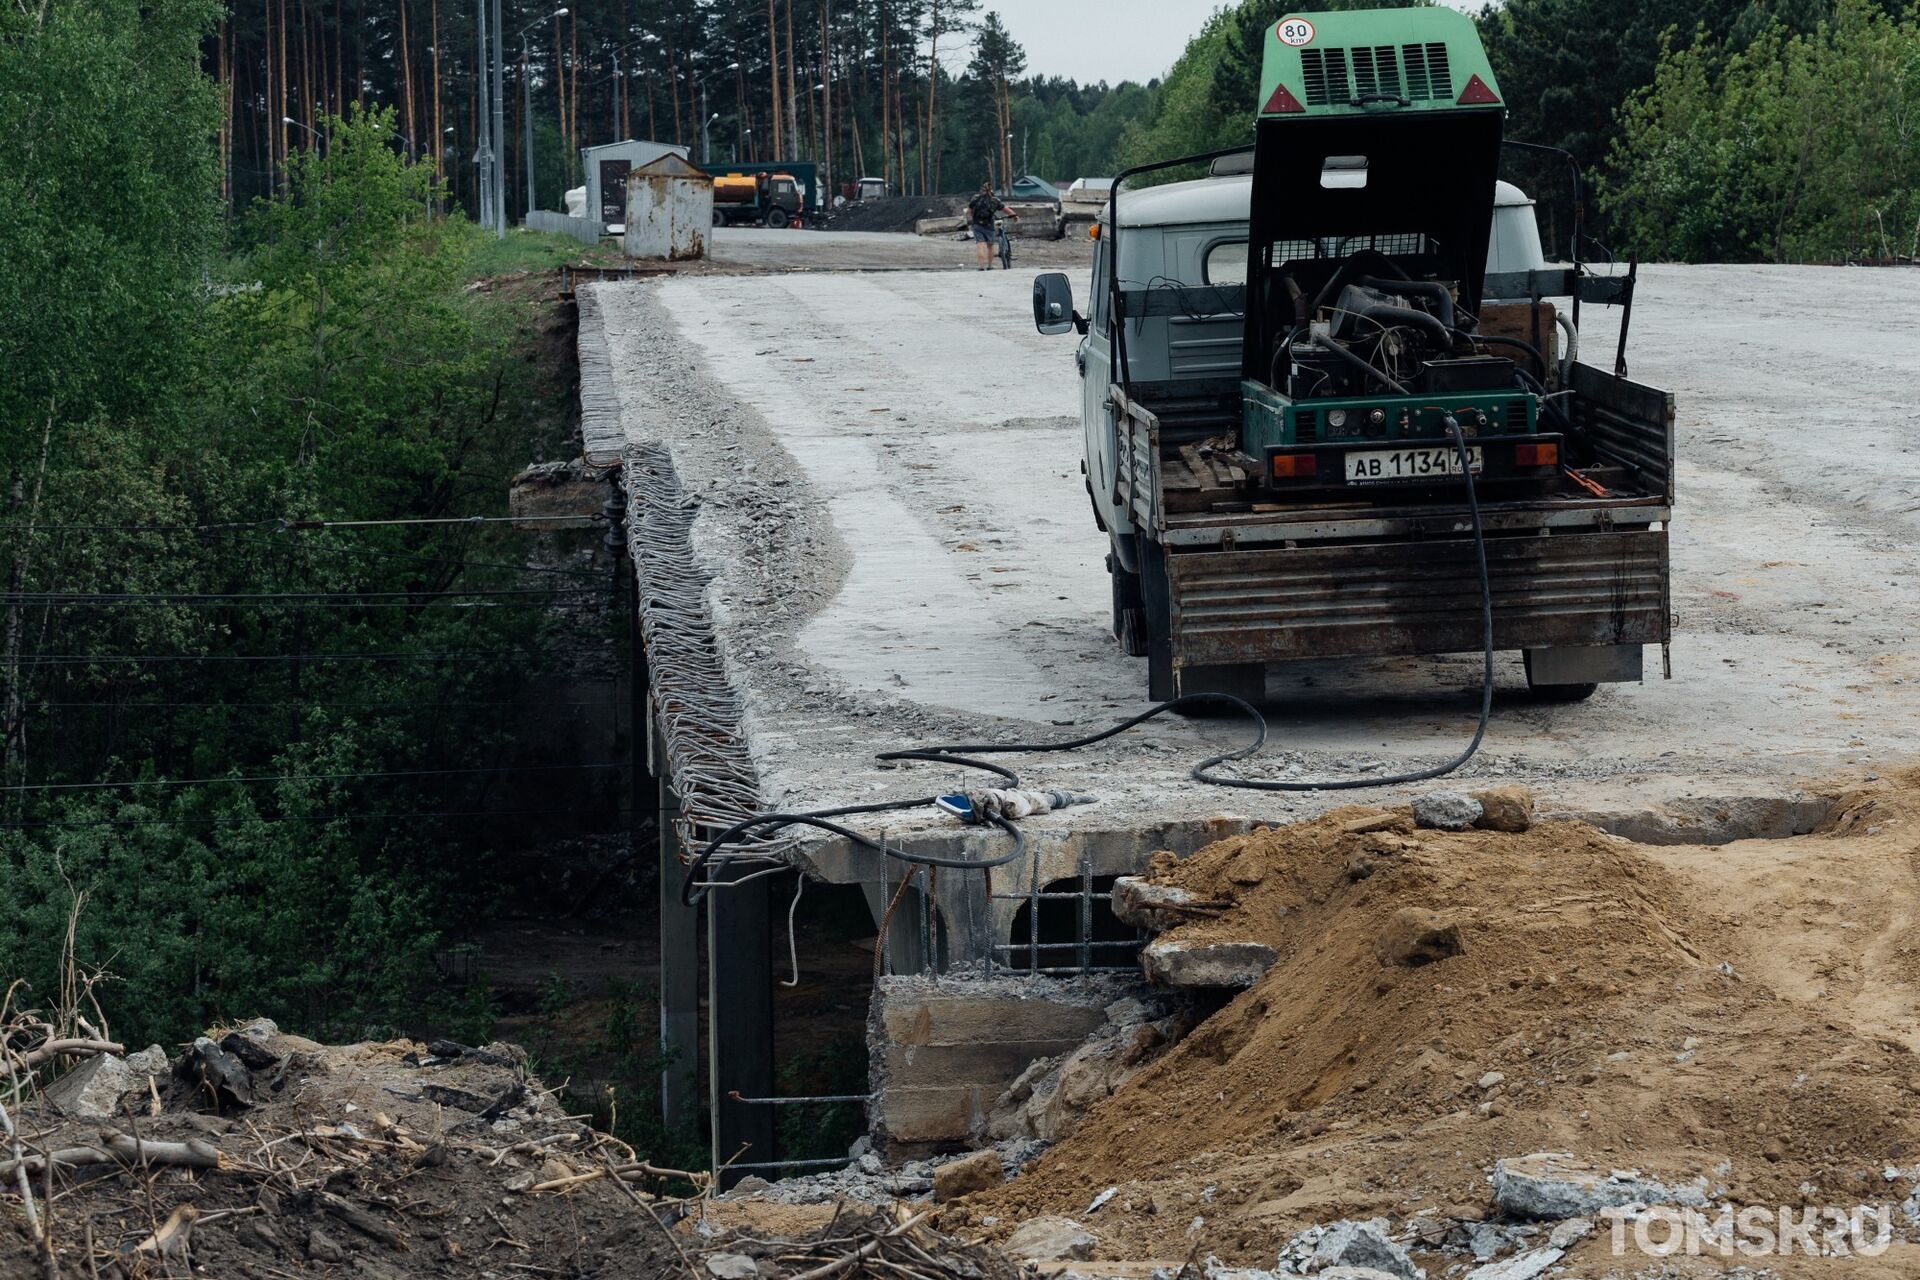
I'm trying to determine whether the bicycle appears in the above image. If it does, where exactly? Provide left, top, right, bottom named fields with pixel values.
left=994, top=217, right=1014, bottom=270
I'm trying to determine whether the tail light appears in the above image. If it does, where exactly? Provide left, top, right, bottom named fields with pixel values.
left=1271, top=453, right=1317, bottom=479
left=1514, top=442, right=1559, bottom=467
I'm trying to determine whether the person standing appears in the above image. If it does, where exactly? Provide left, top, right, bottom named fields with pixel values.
left=967, top=181, right=1016, bottom=270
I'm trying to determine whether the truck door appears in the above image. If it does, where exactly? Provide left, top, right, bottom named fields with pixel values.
left=1081, top=238, right=1121, bottom=546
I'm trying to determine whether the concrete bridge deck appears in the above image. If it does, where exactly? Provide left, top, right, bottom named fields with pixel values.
left=590, top=260, right=1920, bottom=918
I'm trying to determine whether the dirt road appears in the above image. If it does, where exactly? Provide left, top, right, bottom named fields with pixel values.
left=593, top=260, right=1915, bottom=848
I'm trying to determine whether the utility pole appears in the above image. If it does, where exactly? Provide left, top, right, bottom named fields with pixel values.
left=518, top=11, right=566, bottom=220
left=525, top=38, right=537, bottom=217
left=490, top=0, right=507, bottom=232
left=476, top=0, right=492, bottom=230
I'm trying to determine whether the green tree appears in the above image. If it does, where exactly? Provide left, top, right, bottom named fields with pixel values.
left=1604, top=0, right=1920, bottom=261
left=1119, top=0, right=1431, bottom=170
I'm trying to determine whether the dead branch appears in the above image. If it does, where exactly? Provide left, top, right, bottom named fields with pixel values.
left=9, top=1038, right=124, bottom=1070
left=319, top=1190, right=407, bottom=1249
left=130, top=1203, right=197, bottom=1259
left=788, top=1212, right=934, bottom=1280
left=0, top=1134, right=221, bottom=1181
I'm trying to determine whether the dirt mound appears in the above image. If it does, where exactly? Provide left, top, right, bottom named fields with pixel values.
left=824, top=194, right=965, bottom=234
left=948, top=773, right=1920, bottom=1272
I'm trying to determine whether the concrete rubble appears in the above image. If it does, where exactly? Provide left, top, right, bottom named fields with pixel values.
left=1469, top=785, right=1535, bottom=832
left=1490, top=1152, right=1711, bottom=1219
left=1280, top=1218, right=1424, bottom=1279
left=1141, top=938, right=1278, bottom=988
left=1460, top=1246, right=1563, bottom=1280
left=1111, top=876, right=1226, bottom=931
left=932, top=1148, right=1004, bottom=1201
left=1411, top=791, right=1482, bottom=830
left=1002, top=1214, right=1099, bottom=1262
left=987, top=995, right=1182, bottom=1141
left=42, top=1052, right=139, bottom=1120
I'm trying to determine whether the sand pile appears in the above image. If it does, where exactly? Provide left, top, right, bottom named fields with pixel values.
left=947, top=772, right=1920, bottom=1272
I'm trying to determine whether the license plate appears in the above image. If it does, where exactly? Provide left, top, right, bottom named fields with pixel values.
left=1344, top=445, right=1483, bottom=482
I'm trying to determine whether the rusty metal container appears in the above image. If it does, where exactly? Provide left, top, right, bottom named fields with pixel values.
left=624, top=154, right=713, bottom=261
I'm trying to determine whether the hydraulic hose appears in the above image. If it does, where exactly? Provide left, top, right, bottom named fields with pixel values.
left=1312, top=331, right=1409, bottom=395
left=1190, top=418, right=1493, bottom=791
left=1309, top=248, right=1411, bottom=319
left=683, top=430, right=1496, bottom=898
left=1474, top=332, right=1550, bottom=380
left=1358, top=302, right=1453, bottom=349
left=1359, top=276, right=1455, bottom=330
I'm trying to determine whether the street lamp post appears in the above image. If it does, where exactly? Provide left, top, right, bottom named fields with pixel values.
left=728, top=62, right=743, bottom=163
left=519, top=8, right=567, bottom=218
left=701, top=112, right=719, bottom=166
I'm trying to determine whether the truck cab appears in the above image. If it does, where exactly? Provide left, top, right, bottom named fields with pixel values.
left=1035, top=7, right=1673, bottom=703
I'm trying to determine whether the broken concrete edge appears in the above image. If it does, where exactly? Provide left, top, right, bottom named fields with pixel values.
left=1490, top=1151, right=1711, bottom=1220
left=1140, top=938, right=1277, bottom=989
left=867, top=971, right=1157, bottom=1158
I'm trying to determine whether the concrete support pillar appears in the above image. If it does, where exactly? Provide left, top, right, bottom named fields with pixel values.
left=655, top=730, right=700, bottom=1133
left=708, top=862, right=774, bottom=1184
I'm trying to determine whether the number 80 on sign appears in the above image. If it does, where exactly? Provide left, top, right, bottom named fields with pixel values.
left=1276, top=17, right=1315, bottom=47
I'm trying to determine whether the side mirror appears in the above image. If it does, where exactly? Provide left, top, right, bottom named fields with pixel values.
left=1032, top=272, right=1076, bottom=335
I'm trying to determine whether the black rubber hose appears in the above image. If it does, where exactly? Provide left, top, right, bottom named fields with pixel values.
left=1358, top=276, right=1454, bottom=330
left=1191, top=418, right=1494, bottom=792
left=1359, top=302, right=1453, bottom=349
left=683, top=480, right=1497, bottom=898
left=1474, top=333, right=1550, bottom=380
left=1308, top=248, right=1411, bottom=320
left=683, top=808, right=1026, bottom=906
left=1312, top=331, right=1409, bottom=395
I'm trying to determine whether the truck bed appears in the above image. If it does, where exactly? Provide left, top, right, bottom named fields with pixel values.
left=1119, top=361, right=1675, bottom=668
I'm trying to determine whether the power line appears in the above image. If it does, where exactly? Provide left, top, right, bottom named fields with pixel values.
left=1, top=807, right=620, bottom=830
left=195, top=528, right=609, bottom=579
left=25, top=699, right=611, bottom=711
left=4, top=587, right=609, bottom=606
left=0, top=514, right=607, bottom=534
left=1, top=761, right=625, bottom=794
left=12, top=649, right=541, bottom=667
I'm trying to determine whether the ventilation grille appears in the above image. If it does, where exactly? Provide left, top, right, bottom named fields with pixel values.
left=1273, top=233, right=1434, bottom=262
left=1293, top=410, right=1319, bottom=444
left=1400, top=42, right=1453, bottom=101
left=1299, top=48, right=1348, bottom=107
left=1351, top=46, right=1403, bottom=101
left=1298, top=42, right=1455, bottom=105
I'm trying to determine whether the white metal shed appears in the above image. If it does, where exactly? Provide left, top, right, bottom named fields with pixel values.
left=580, top=139, right=689, bottom=229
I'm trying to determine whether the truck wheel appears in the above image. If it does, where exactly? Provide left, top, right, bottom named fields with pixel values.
left=1140, top=543, right=1177, bottom=701
left=764, top=207, right=790, bottom=229
left=1522, top=651, right=1598, bottom=702
left=1110, top=559, right=1148, bottom=658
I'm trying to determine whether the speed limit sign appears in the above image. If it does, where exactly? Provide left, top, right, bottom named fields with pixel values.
left=1276, top=17, right=1316, bottom=47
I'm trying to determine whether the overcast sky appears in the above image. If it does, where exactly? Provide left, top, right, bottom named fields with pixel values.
left=980, top=1, right=1488, bottom=86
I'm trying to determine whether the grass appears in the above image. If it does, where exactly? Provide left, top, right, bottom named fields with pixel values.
left=465, top=227, right=629, bottom=279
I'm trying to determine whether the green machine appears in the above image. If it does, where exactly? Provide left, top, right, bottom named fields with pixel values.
left=1235, top=8, right=1563, bottom=492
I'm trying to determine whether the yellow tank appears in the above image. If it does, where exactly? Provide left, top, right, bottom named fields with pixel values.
left=713, top=173, right=760, bottom=205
